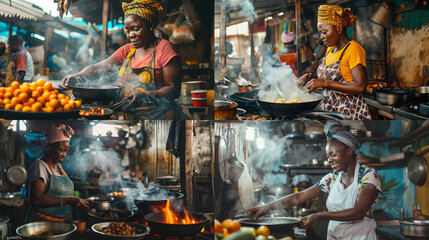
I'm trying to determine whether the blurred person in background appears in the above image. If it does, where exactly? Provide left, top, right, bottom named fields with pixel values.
left=0, top=43, right=8, bottom=74
left=8, top=35, right=34, bottom=83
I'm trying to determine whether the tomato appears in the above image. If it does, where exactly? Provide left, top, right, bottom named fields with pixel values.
left=256, top=225, right=270, bottom=237
left=222, top=219, right=241, bottom=233
left=214, top=219, right=223, bottom=234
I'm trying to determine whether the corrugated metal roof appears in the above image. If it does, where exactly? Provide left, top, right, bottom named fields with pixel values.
left=0, top=0, right=45, bottom=20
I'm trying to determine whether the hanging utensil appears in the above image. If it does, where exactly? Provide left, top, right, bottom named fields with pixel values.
left=225, top=129, right=244, bottom=184
left=406, top=156, right=428, bottom=186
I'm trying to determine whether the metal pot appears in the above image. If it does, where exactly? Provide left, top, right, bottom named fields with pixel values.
left=214, top=100, right=238, bottom=120
left=156, top=176, right=179, bottom=186
left=68, top=84, right=124, bottom=102
left=399, top=219, right=429, bottom=237
left=16, top=221, right=76, bottom=240
left=0, top=217, right=8, bottom=240
left=179, top=80, right=208, bottom=105
left=85, top=196, right=114, bottom=211
left=6, top=165, right=27, bottom=186
left=376, top=89, right=408, bottom=106
left=133, top=189, right=184, bottom=216
left=406, top=156, right=428, bottom=186
left=145, top=212, right=207, bottom=237
left=409, top=86, right=429, bottom=100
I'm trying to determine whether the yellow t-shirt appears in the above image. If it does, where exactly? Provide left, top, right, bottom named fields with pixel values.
left=325, top=40, right=366, bottom=83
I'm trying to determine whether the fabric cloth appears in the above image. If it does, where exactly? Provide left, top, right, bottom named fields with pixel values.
left=166, top=120, right=182, bottom=158
left=118, top=40, right=178, bottom=120
left=28, top=159, right=64, bottom=194
left=114, top=40, right=179, bottom=89
left=282, top=32, right=295, bottom=43
left=316, top=162, right=382, bottom=215
left=324, top=120, right=359, bottom=152
left=12, top=49, right=34, bottom=82
left=0, top=55, right=8, bottom=73
left=122, top=0, right=163, bottom=27
left=26, top=157, right=74, bottom=223
left=317, top=42, right=371, bottom=120
left=323, top=161, right=378, bottom=239
left=44, top=124, right=74, bottom=144
left=325, top=40, right=366, bottom=83
left=293, top=174, right=312, bottom=186
left=317, top=5, right=358, bottom=27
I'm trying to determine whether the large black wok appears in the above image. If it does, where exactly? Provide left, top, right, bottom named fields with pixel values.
left=133, top=189, right=184, bottom=216
left=233, top=90, right=322, bottom=117
left=0, top=108, right=80, bottom=120
left=68, top=84, right=124, bottom=102
left=238, top=216, right=302, bottom=233
left=145, top=212, right=207, bottom=236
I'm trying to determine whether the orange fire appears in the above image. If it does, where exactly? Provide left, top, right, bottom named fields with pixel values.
left=161, top=200, right=199, bottom=224
left=79, top=107, right=105, bottom=116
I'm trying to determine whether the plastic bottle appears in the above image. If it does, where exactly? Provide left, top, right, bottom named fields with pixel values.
left=417, top=205, right=422, bottom=218
left=20, top=184, right=26, bottom=199
left=413, top=204, right=418, bottom=219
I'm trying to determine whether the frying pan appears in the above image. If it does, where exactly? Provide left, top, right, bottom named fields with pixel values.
left=145, top=212, right=207, bottom=236
left=233, top=90, right=322, bottom=117
left=68, top=84, right=124, bottom=102
left=0, top=109, right=80, bottom=120
left=237, top=216, right=302, bottom=233
left=406, top=156, right=428, bottom=186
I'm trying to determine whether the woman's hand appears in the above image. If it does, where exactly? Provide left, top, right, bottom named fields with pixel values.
left=61, top=75, right=79, bottom=88
left=297, top=73, right=313, bottom=88
left=66, top=197, right=90, bottom=211
left=300, top=212, right=321, bottom=229
left=305, top=79, right=328, bottom=94
left=244, top=203, right=272, bottom=220
left=125, top=91, right=149, bottom=109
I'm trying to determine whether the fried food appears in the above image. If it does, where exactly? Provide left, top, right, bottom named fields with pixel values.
left=101, top=222, right=136, bottom=236
left=275, top=98, right=299, bottom=103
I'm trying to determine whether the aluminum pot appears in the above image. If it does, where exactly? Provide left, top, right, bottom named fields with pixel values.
left=16, top=221, right=76, bottom=240
left=406, top=156, right=428, bottom=186
left=409, top=86, right=429, bottom=100
left=85, top=196, right=114, bottom=211
left=399, top=219, right=429, bottom=237
left=0, top=216, right=8, bottom=240
left=376, top=89, right=408, bottom=106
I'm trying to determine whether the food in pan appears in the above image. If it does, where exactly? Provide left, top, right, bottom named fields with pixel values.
left=101, top=222, right=137, bottom=236
left=215, top=218, right=276, bottom=239
left=113, top=191, right=126, bottom=197
left=0, top=80, right=81, bottom=112
left=275, top=98, right=299, bottom=103
left=30, top=230, right=54, bottom=237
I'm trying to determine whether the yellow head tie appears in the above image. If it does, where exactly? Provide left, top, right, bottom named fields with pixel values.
left=317, top=5, right=357, bottom=27
left=122, top=0, right=163, bottom=27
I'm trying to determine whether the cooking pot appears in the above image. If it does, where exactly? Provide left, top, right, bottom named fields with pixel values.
left=408, top=86, right=429, bottom=100
left=376, top=89, right=408, bottom=106
left=16, top=221, right=76, bottom=240
left=0, top=217, right=8, bottom=240
left=68, top=84, right=124, bottom=102
left=406, top=156, right=428, bottom=186
left=85, top=196, right=114, bottom=211
left=400, top=219, right=429, bottom=237
left=133, top=189, right=184, bottom=216
left=179, top=81, right=208, bottom=105
left=214, top=100, right=238, bottom=120
left=145, top=212, right=207, bottom=237
left=156, top=176, right=179, bottom=185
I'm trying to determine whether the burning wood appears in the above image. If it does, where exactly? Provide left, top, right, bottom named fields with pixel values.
left=161, top=200, right=199, bottom=224
left=79, top=107, right=105, bottom=116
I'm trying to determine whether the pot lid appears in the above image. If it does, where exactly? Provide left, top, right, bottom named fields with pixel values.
left=406, top=156, right=428, bottom=186
left=6, top=165, right=27, bottom=186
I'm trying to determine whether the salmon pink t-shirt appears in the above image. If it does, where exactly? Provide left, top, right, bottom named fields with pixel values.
left=114, top=39, right=179, bottom=89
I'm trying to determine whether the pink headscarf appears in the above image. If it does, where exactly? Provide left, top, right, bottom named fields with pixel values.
left=282, top=32, right=296, bottom=44
left=45, top=124, right=74, bottom=144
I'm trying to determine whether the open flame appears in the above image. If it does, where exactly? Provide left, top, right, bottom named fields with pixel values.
left=161, top=200, right=199, bottom=224
left=79, top=107, right=105, bottom=116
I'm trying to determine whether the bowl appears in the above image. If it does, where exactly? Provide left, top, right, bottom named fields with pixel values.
left=16, top=221, right=76, bottom=240
left=91, top=222, right=150, bottom=240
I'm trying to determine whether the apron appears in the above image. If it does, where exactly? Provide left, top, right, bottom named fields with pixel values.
left=118, top=42, right=179, bottom=120
left=317, top=43, right=371, bottom=120
left=26, top=158, right=74, bottom=223
left=326, top=161, right=377, bottom=240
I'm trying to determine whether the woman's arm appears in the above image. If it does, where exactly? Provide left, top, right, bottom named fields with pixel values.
left=61, top=54, right=122, bottom=87
left=300, top=187, right=379, bottom=228
left=246, top=185, right=324, bottom=219
left=30, top=178, right=89, bottom=210
left=305, top=64, right=367, bottom=95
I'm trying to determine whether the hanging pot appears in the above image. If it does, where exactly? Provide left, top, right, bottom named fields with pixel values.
left=6, top=165, right=27, bottom=186
left=406, top=156, right=428, bottom=186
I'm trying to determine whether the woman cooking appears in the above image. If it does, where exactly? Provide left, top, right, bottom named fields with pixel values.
left=297, top=5, right=371, bottom=120
left=62, top=0, right=183, bottom=120
left=26, top=124, right=89, bottom=223
left=246, top=121, right=382, bottom=240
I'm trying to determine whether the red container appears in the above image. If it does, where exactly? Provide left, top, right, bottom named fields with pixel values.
left=191, top=90, right=207, bottom=98
left=192, top=98, right=207, bottom=107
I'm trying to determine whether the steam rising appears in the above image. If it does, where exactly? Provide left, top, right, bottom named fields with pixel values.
left=223, top=0, right=256, bottom=23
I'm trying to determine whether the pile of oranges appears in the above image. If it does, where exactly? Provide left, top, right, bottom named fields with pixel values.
left=0, top=80, right=81, bottom=113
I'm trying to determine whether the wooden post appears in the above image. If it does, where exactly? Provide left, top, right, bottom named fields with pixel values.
left=295, top=0, right=302, bottom=77
left=220, top=6, right=227, bottom=72
left=101, top=0, right=109, bottom=60
left=183, top=121, right=194, bottom=211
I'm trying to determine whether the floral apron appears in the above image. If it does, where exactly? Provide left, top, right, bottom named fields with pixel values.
left=118, top=43, right=177, bottom=120
left=317, top=42, right=371, bottom=120
left=26, top=158, right=74, bottom=223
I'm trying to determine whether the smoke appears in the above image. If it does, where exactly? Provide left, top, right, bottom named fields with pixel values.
left=67, top=64, right=121, bottom=87
left=257, top=62, right=319, bottom=103
left=222, top=0, right=256, bottom=23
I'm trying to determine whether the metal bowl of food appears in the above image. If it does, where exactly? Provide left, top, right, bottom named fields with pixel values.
left=16, top=221, right=76, bottom=240
left=88, top=209, right=134, bottom=223
left=91, top=222, right=150, bottom=240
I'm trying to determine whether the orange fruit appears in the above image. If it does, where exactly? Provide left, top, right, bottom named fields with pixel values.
left=58, top=93, right=66, bottom=100
left=45, top=106, right=54, bottom=112
left=63, top=104, right=73, bottom=111
left=256, top=225, right=270, bottom=237
left=13, top=89, right=21, bottom=97
left=42, top=92, right=51, bottom=102
left=10, top=81, right=20, bottom=90
left=43, top=82, right=53, bottom=91
left=37, top=97, right=46, bottom=105
left=31, top=102, right=43, bottom=112
left=60, top=99, right=68, bottom=106
left=22, top=106, right=31, bottom=112
left=30, top=82, right=38, bottom=89
left=36, top=79, right=46, bottom=87
left=3, top=98, right=10, bottom=105
left=214, top=219, right=223, bottom=234
left=221, top=219, right=242, bottom=233
left=0, top=92, right=3, bottom=99
left=4, top=91, right=12, bottom=99
left=74, top=100, right=82, bottom=108
left=50, top=89, right=59, bottom=95
left=24, top=98, right=36, bottom=107
left=15, top=104, right=24, bottom=111
left=20, top=84, right=31, bottom=94
left=68, top=100, right=76, bottom=109
left=31, top=91, right=40, bottom=99
left=65, top=96, right=70, bottom=101
left=18, top=93, right=29, bottom=103
left=35, top=86, right=43, bottom=93
left=4, top=103, right=13, bottom=110
left=0, top=88, right=5, bottom=93
left=49, top=99, right=60, bottom=109
left=10, top=97, right=20, bottom=106
left=49, top=94, right=58, bottom=101
left=55, top=107, right=63, bottom=112
left=222, top=228, right=229, bottom=238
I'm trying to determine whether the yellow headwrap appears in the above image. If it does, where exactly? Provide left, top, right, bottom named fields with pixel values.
left=317, top=5, right=357, bottom=27
left=122, top=0, right=163, bottom=27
